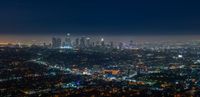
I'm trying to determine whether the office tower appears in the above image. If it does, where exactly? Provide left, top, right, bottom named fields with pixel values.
left=80, top=36, right=86, bottom=48
left=129, top=40, right=134, bottom=48
left=65, top=33, right=71, bottom=46
left=52, top=37, right=57, bottom=48
left=57, top=38, right=62, bottom=47
left=110, top=41, right=114, bottom=48
left=127, top=69, right=130, bottom=78
left=75, top=38, right=79, bottom=47
left=52, top=37, right=62, bottom=48
left=86, top=37, right=90, bottom=47
left=16, top=42, right=22, bottom=48
left=118, top=42, right=123, bottom=50
left=62, top=42, right=65, bottom=47
left=101, top=38, right=105, bottom=47
left=130, top=40, right=133, bottom=46
left=92, top=42, right=95, bottom=47
left=96, top=40, right=100, bottom=46
left=43, top=43, right=48, bottom=48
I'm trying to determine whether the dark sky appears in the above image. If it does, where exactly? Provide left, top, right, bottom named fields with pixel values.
left=0, top=0, right=200, bottom=35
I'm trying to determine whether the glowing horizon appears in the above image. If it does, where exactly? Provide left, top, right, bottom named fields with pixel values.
left=1, top=34, right=200, bottom=44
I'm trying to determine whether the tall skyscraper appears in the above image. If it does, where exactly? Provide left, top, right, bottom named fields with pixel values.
left=92, top=42, right=95, bottom=47
left=96, top=40, right=100, bottom=46
left=101, top=38, right=105, bottom=47
left=118, top=42, right=123, bottom=50
left=52, top=37, right=56, bottom=48
left=62, top=42, right=65, bottom=47
left=65, top=33, right=71, bottom=47
left=52, top=37, right=62, bottom=48
left=80, top=36, right=86, bottom=48
left=57, top=38, right=62, bottom=47
left=129, top=40, right=134, bottom=48
left=86, top=37, right=91, bottom=47
left=110, top=41, right=114, bottom=48
left=75, top=38, right=79, bottom=47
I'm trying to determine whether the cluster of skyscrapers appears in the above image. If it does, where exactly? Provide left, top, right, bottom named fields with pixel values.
left=52, top=33, right=108, bottom=49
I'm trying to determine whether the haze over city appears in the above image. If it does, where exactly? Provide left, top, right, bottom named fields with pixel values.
left=1, top=34, right=200, bottom=44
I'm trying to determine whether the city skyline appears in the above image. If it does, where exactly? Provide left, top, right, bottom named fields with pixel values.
left=1, top=1, right=200, bottom=96
left=1, top=34, right=200, bottom=44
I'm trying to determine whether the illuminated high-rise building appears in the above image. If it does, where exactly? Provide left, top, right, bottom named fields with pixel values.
left=92, top=42, right=95, bottom=47
left=65, top=33, right=71, bottom=46
left=118, top=42, right=123, bottom=50
left=52, top=37, right=56, bottom=48
left=62, top=42, right=65, bottom=47
left=110, top=41, right=114, bottom=48
left=86, top=37, right=91, bottom=47
left=52, top=37, right=61, bottom=48
left=100, top=38, right=105, bottom=47
left=96, top=40, right=100, bottom=46
left=80, top=36, right=86, bottom=48
left=57, top=38, right=62, bottom=47
left=129, top=40, right=134, bottom=48
left=75, top=38, right=79, bottom=47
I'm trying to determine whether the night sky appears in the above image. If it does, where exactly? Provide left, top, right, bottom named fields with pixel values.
left=0, top=0, right=200, bottom=35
